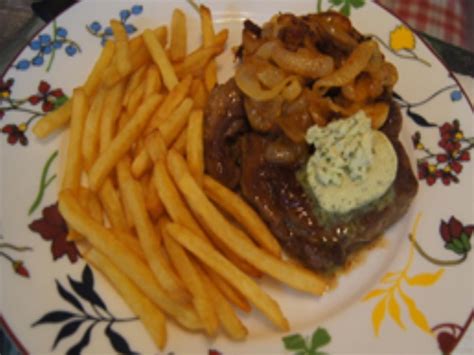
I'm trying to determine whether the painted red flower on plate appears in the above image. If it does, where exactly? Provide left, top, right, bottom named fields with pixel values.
left=28, top=80, right=66, bottom=113
left=29, top=202, right=79, bottom=262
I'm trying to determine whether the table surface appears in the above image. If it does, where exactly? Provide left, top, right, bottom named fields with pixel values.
left=0, top=0, right=38, bottom=73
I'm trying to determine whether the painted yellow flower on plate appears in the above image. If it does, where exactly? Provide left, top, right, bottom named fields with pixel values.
left=362, top=214, right=444, bottom=336
left=390, top=25, right=416, bottom=52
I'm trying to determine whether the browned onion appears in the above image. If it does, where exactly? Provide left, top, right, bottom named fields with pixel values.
left=306, top=89, right=360, bottom=122
left=242, top=29, right=264, bottom=56
left=255, top=41, right=276, bottom=60
left=342, top=74, right=373, bottom=102
left=318, top=13, right=358, bottom=51
left=313, top=40, right=377, bottom=88
left=376, top=62, right=399, bottom=87
left=363, top=102, right=390, bottom=129
left=244, top=96, right=283, bottom=132
left=271, top=41, right=334, bottom=79
left=236, top=12, right=399, bottom=134
left=281, top=78, right=302, bottom=101
left=365, top=47, right=384, bottom=74
left=235, top=61, right=299, bottom=101
left=276, top=112, right=313, bottom=143
left=256, top=61, right=287, bottom=88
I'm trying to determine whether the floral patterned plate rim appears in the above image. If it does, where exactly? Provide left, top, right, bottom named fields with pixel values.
left=0, top=1, right=472, bottom=354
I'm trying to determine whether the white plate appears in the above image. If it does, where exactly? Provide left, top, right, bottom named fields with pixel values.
left=1, top=1, right=473, bottom=354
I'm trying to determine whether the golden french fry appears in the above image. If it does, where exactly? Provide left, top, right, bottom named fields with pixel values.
left=166, top=222, right=289, bottom=331
left=88, top=94, right=162, bottom=191
left=66, top=230, right=82, bottom=242
left=129, top=45, right=152, bottom=73
left=117, top=155, right=152, bottom=226
left=100, top=80, right=126, bottom=152
left=159, top=97, right=193, bottom=145
left=78, top=187, right=103, bottom=223
left=190, top=79, right=208, bottom=109
left=102, top=45, right=151, bottom=87
left=33, top=40, right=116, bottom=139
left=132, top=97, right=193, bottom=178
left=62, top=88, right=88, bottom=190
left=170, top=9, right=187, bottom=62
left=82, top=88, right=106, bottom=170
left=152, top=147, right=260, bottom=277
left=153, top=155, right=257, bottom=280
left=101, top=65, right=122, bottom=88
left=203, top=175, right=282, bottom=257
left=58, top=189, right=201, bottom=330
left=86, top=195, right=103, bottom=224
left=74, top=238, right=92, bottom=257
left=129, top=33, right=144, bottom=54
left=32, top=100, right=72, bottom=139
left=113, top=230, right=146, bottom=259
left=152, top=158, right=209, bottom=243
left=194, top=262, right=248, bottom=340
left=139, top=171, right=151, bottom=193
left=67, top=187, right=104, bottom=242
left=73, top=188, right=89, bottom=216
left=186, top=110, right=204, bottom=186
left=133, top=138, right=145, bottom=161
left=84, top=248, right=167, bottom=349
left=190, top=78, right=201, bottom=96
left=132, top=130, right=167, bottom=182
left=144, top=65, right=162, bottom=98
left=155, top=153, right=261, bottom=278
left=143, top=28, right=178, bottom=91
left=147, top=74, right=193, bottom=133
left=144, top=175, right=164, bottom=220
left=127, top=82, right=146, bottom=115
left=171, top=126, right=187, bottom=155
left=111, top=19, right=132, bottom=75
left=174, top=45, right=221, bottom=78
left=83, top=40, right=116, bottom=96
left=110, top=19, right=129, bottom=43
left=160, top=217, right=218, bottom=336
left=199, top=5, right=215, bottom=47
left=131, top=148, right=151, bottom=179
left=166, top=150, right=328, bottom=295
left=211, top=29, right=229, bottom=49
left=154, top=25, right=168, bottom=48
left=98, top=178, right=130, bottom=232
left=66, top=188, right=89, bottom=242
left=130, top=26, right=168, bottom=54
left=204, top=60, right=217, bottom=92
left=117, top=158, right=189, bottom=303
left=145, top=130, right=167, bottom=163
left=206, top=268, right=251, bottom=313
left=118, top=110, right=130, bottom=130
left=130, top=156, right=150, bottom=179
left=153, top=154, right=256, bottom=278
left=215, top=236, right=263, bottom=278
left=123, top=65, right=147, bottom=107
left=115, top=158, right=136, bottom=229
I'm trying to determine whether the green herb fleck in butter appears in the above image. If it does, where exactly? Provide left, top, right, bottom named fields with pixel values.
left=305, top=111, right=398, bottom=214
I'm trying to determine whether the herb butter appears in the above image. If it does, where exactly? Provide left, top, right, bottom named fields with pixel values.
left=305, top=111, right=398, bottom=214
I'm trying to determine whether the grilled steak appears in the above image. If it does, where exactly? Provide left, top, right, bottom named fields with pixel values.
left=204, top=80, right=418, bottom=272
left=204, top=79, right=248, bottom=189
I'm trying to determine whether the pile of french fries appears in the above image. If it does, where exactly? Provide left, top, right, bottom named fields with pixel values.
left=33, top=6, right=328, bottom=349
